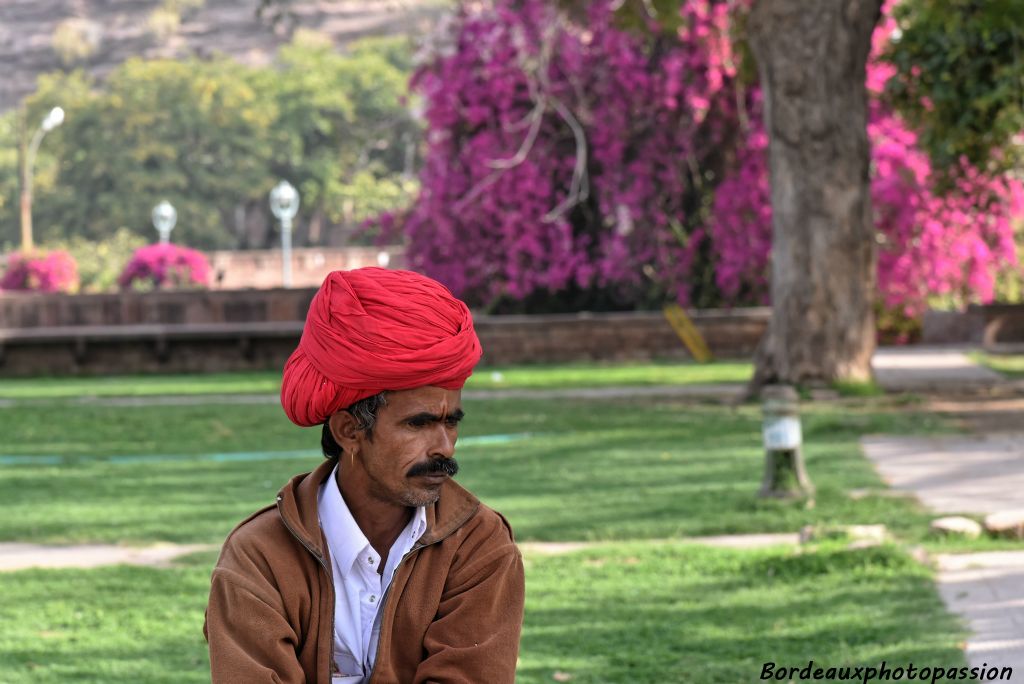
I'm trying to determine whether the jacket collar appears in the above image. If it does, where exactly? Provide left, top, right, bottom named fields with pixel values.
left=276, top=458, right=481, bottom=559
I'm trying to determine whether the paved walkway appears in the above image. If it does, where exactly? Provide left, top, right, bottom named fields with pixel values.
left=936, top=552, right=1024, bottom=672
left=860, top=435, right=1024, bottom=514
left=872, top=346, right=1006, bottom=393
left=862, top=430, right=1024, bottom=673
left=0, top=534, right=800, bottom=572
left=0, top=542, right=216, bottom=572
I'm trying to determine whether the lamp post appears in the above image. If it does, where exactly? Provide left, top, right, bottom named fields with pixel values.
left=269, top=180, right=300, bottom=288
left=19, top=106, right=65, bottom=252
left=152, top=200, right=177, bottom=244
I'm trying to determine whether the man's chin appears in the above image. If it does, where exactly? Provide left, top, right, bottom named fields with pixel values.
left=400, top=483, right=444, bottom=507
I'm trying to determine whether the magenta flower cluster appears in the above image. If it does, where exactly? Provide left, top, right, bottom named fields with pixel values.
left=389, top=0, right=739, bottom=307
left=118, top=243, right=212, bottom=291
left=394, top=0, right=1022, bottom=315
left=0, top=250, right=79, bottom=293
left=708, top=2, right=1024, bottom=315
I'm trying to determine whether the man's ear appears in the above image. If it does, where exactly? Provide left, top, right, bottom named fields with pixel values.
left=328, top=411, right=363, bottom=454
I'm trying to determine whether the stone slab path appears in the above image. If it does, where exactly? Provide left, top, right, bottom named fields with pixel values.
left=935, top=552, right=1024, bottom=672
left=860, top=434, right=1024, bottom=514
left=872, top=346, right=1006, bottom=393
left=0, top=542, right=217, bottom=572
left=519, top=533, right=800, bottom=556
left=861, top=433, right=1024, bottom=672
left=0, top=534, right=801, bottom=572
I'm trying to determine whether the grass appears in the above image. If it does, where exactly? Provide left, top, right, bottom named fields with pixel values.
left=970, top=351, right=1024, bottom=379
left=0, top=359, right=752, bottom=399
left=0, top=370, right=985, bottom=682
left=0, top=396, right=956, bottom=545
left=0, top=543, right=967, bottom=684
left=519, top=542, right=967, bottom=683
left=0, top=372, right=283, bottom=399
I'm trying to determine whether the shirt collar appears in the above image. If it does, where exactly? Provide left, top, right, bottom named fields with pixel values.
left=318, top=462, right=428, bottom=577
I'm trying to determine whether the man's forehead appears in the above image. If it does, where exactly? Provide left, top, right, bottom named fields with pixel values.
left=386, top=386, right=463, bottom=413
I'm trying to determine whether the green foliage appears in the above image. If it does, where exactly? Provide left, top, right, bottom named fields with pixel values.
left=0, top=112, right=19, bottom=253
left=993, top=219, right=1024, bottom=303
left=0, top=35, right=417, bottom=250
left=266, top=33, right=419, bottom=229
left=42, top=229, right=148, bottom=293
left=51, top=18, right=102, bottom=66
left=882, top=0, right=1024, bottom=174
left=348, top=34, right=417, bottom=73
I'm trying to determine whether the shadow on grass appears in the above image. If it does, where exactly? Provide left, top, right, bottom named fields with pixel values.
left=0, top=564, right=212, bottom=683
left=0, top=399, right=952, bottom=544
left=0, top=544, right=965, bottom=684
left=518, top=544, right=968, bottom=684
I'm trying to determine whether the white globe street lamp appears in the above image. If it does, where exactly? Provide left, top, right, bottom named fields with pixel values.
left=269, top=180, right=300, bottom=288
left=19, top=106, right=65, bottom=252
left=41, top=107, right=65, bottom=132
left=152, top=200, right=177, bottom=244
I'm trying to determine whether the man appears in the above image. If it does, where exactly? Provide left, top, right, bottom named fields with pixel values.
left=205, top=268, right=525, bottom=683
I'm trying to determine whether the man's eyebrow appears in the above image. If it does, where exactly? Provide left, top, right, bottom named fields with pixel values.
left=402, top=408, right=466, bottom=423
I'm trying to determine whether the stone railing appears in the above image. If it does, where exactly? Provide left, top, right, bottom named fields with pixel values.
left=922, top=304, right=1024, bottom=350
left=0, top=289, right=771, bottom=376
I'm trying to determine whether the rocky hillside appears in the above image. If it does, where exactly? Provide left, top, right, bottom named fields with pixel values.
left=0, top=0, right=445, bottom=112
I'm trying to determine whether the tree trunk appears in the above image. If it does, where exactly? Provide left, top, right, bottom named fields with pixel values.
left=748, top=0, right=882, bottom=389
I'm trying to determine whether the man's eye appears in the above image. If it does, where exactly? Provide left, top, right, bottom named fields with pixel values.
left=445, top=418, right=460, bottom=428
left=408, top=418, right=428, bottom=428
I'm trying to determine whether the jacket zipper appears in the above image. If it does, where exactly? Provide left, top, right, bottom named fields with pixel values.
left=367, top=511, right=473, bottom=683
left=276, top=498, right=336, bottom=684
left=365, top=538, right=441, bottom=683
left=280, top=495, right=475, bottom=684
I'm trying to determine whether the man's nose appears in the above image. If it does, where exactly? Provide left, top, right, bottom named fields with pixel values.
left=430, top=424, right=456, bottom=458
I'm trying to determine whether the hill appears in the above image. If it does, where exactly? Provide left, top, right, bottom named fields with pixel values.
left=0, top=0, right=444, bottom=112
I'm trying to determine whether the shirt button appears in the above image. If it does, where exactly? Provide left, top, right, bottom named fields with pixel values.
left=368, top=557, right=374, bottom=565
left=369, top=595, right=376, bottom=603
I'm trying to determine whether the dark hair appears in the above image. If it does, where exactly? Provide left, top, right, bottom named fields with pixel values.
left=321, top=392, right=389, bottom=460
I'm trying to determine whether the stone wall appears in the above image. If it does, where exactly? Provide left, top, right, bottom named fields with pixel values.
left=0, top=288, right=770, bottom=375
left=0, top=288, right=318, bottom=328
left=922, top=304, right=1024, bottom=349
left=207, top=247, right=404, bottom=290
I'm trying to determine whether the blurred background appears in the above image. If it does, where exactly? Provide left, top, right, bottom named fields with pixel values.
left=1, top=0, right=1023, bottom=682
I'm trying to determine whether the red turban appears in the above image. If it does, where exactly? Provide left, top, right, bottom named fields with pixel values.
left=280, top=268, right=482, bottom=427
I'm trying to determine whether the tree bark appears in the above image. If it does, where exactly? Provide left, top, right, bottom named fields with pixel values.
left=748, top=0, right=882, bottom=389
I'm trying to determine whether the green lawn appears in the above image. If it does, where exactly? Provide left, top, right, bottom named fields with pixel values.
left=0, top=359, right=751, bottom=399
left=971, top=351, right=1024, bottom=379
left=0, top=381, right=980, bottom=682
left=0, top=543, right=967, bottom=684
left=0, top=397, right=952, bottom=544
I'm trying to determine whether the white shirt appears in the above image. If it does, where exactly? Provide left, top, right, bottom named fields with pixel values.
left=317, top=463, right=427, bottom=683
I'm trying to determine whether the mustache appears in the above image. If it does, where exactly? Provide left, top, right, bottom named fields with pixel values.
left=406, top=458, right=459, bottom=478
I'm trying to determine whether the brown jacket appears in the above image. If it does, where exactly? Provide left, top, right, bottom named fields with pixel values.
left=204, top=458, right=525, bottom=683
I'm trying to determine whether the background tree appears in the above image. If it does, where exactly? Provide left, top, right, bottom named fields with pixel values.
left=0, top=35, right=417, bottom=252
left=389, top=0, right=1020, bottom=377
left=745, top=0, right=882, bottom=387
left=383, top=0, right=743, bottom=313
left=260, top=31, right=419, bottom=245
left=882, top=0, right=1024, bottom=176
